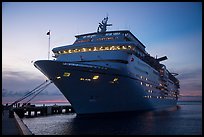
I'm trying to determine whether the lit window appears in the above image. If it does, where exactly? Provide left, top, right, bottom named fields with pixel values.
left=56, top=76, right=61, bottom=79
left=100, top=46, right=104, bottom=50
left=128, top=45, right=132, bottom=49
left=63, top=72, right=71, bottom=77
left=141, top=82, right=143, bottom=85
left=105, top=46, right=110, bottom=50
left=122, top=46, right=127, bottom=49
left=82, top=48, right=86, bottom=52
left=93, top=75, right=99, bottom=80
left=113, top=78, right=118, bottom=82
left=85, top=78, right=91, bottom=81
left=117, top=46, right=121, bottom=50
left=110, top=46, right=116, bottom=50
left=80, top=78, right=84, bottom=81
left=109, top=77, right=119, bottom=84
left=80, top=77, right=91, bottom=81
left=93, top=47, right=97, bottom=51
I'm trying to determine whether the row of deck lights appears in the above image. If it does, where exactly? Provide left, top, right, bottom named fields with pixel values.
left=55, top=45, right=135, bottom=55
left=144, top=95, right=177, bottom=99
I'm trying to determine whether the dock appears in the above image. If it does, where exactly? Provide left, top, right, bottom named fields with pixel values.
left=2, top=109, right=32, bottom=135
left=2, top=104, right=75, bottom=135
left=12, top=104, right=75, bottom=118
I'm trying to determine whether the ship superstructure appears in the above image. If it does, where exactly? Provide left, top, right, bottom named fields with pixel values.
left=34, top=17, right=180, bottom=115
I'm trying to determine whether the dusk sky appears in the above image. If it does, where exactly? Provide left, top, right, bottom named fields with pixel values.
left=2, top=2, right=202, bottom=104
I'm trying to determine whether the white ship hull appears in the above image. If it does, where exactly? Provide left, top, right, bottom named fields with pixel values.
left=34, top=60, right=177, bottom=115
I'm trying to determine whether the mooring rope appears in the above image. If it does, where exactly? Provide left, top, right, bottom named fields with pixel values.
left=25, top=81, right=52, bottom=105
left=10, top=80, right=50, bottom=107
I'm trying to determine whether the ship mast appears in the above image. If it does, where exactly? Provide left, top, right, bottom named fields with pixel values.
left=97, top=16, right=112, bottom=33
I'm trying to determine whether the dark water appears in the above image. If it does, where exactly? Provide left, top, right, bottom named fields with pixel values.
left=22, top=101, right=202, bottom=135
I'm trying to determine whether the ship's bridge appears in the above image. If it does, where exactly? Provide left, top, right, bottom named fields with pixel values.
left=74, top=30, right=146, bottom=51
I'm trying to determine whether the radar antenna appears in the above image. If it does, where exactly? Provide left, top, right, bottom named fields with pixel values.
left=97, top=16, right=112, bottom=33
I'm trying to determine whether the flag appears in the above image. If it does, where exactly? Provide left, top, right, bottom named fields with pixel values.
left=47, top=31, right=50, bottom=35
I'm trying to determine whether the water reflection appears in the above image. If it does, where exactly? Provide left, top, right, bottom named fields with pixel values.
left=23, top=103, right=202, bottom=135
left=67, top=106, right=180, bottom=135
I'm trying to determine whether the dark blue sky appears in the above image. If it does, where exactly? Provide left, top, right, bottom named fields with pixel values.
left=2, top=2, right=202, bottom=104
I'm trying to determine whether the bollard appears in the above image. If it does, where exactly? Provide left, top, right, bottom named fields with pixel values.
left=34, top=110, right=37, bottom=117
left=58, top=107, right=62, bottom=114
left=47, top=106, right=52, bottom=115
left=28, top=110, right=31, bottom=117
left=9, top=109, right=14, bottom=118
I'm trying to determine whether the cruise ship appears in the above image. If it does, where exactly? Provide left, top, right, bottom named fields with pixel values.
left=34, top=17, right=180, bottom=115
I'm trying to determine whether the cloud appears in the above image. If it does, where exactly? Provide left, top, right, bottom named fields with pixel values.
left=177, top=67, right=202, bottom=96
left=3, top=69, right=43, bottom=81
left=2, top=86, right=62, bottom=97
left=2, top=69, right=63, bottom=98
left=2, top=81, right=64, bottom=104
left=177, top=68, right=202, bottom=80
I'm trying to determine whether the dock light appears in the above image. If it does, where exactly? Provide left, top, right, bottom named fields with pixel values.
left=93, top=75, right=99, bottom=80
left=56, top=76, right=61, bottom=80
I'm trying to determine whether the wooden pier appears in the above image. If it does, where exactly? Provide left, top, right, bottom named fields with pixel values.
left=10, top=104, right=75, bottom=118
